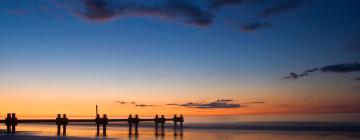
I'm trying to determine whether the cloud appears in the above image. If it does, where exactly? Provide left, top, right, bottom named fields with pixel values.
left=168, top=99, right=243, bottom=109
left=113, top=100, right=154, bottom=107
left=113, top=101, right=127, bottom=104
left=76, top=0, right=117, bottom=21
left=135, top=104, right=155, bottom=107
left=166, top=103, right=179, bottom=106
left=285, top=63, right=360, bottom=80
left=353, top=85, right=360, bottom=90
left=321, top=63, right=360, bottom=73
left=209, top=0, right=248, bottom=10
left=241, top=22, right=272, bottom=32
left=74, top=0, right=214, bottom=27
left=245, top=101, right=265, bottom=104
left=258, top=0, right=303, bottom=17
left=355, top=77, right=360, bottom=81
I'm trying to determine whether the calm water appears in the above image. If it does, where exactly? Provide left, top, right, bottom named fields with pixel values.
left=1, top=114, right=360, bottom=140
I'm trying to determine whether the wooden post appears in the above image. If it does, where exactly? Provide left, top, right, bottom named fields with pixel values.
left=95, top=114, right=100, bottom=136
left=128, top=114, right=132, bottom=135
left=173, top=114, right=177, bottom=128
left=180, top=114, right=184, bottom=128
left=134, top=114, right=139, bottom=135
left=62, top=114, right=68, bottom=136
left=161, top=115, right=165, bottom=136
left=11, top=113, right=17, bottom=133
left=103, top=114, right=107, bottom=136
left=6, top=113, right=11, bottom=132
left=56, top=114, right=61, bottom=136
left=155, top=114, right=159, bottom=136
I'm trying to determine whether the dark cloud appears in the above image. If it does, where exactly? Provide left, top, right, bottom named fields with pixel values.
left=241, top=22, right=272, bottom=32
left=168, top=99, right=243, bottom=109
left=285, top=63, right=360, bottom=80
left=210, top=0, right=247, bottom=10
left=321, top=63, right=360, bottom=73
left=258, top=0, right=303, bottom=17
left=76, top=0, right=116, bottom=21
left=217, top=99, right=234, bottom=102
left=75, top=0, right=213, bottom=27
left=135, top=104, right=155, bottom=107
left=284, top=72, right=300, bottom=80
left=355, top=77, right=360, bottom=81
left=353, top=85, right=360, bottom=90
left=315, top=105, right=346, bottom=109
left=245, top=101, right=265, bottom=104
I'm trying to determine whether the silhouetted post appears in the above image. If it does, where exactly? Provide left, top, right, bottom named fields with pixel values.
left=5, top=113, right=11, bottom=132
left=155, top=115, right=159, bottom=136
left=161, top=115, right=165, bottom=136
left=62, top=114, right=68, bottom=136
left=180, top=114, right=184, bottom=128
left=173, top=114, right=178, bottom=128
left=56, top=114, right=61, bottom=136
left=11, top=113, right=17, bottom=133
left=128, top=114, right=132, bottom=135
left=134, top=114, right=139, bottom=135
left=103, top=114, right=108, bottom=136
left=95, top=114, right=100, bottom=136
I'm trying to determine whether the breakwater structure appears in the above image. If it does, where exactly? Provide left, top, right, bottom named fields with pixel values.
left=0, top=113, right=184, bottom=137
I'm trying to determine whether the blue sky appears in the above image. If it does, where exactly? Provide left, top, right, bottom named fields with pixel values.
left=0, top=0, right=360, bottom=116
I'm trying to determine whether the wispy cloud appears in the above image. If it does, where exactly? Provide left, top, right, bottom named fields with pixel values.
left=244, top=101, right=265, bottom=104
left=113, top=100, right=154, bottom=107
left=355, top=77, right=360, bottom=81
left=258, top=0, right=304, bottom=18
left=241, top=22, right=272, bottom=32
left=167, top=99, right=243, bottom=109
left=209, top=0, right=256, bottom=10
left=285, top=63, right=360, bottom=80
left=113, top=101, right=127, bottom=104
left=135, top=104, right=155, bottom=107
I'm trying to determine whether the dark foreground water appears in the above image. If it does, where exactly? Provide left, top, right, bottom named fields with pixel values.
left=1, top=114, right=360, bottom=140
left=0, top=122, right=359, bottom=140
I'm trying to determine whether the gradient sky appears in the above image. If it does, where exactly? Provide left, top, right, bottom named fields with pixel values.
left=0, top=0, right=360, bottom=117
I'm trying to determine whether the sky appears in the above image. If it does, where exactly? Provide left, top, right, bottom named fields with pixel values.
left=0, top=0, right=360, bottom=118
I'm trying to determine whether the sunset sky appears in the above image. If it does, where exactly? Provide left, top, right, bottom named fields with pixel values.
left=0, top=0, right=360, bottom=118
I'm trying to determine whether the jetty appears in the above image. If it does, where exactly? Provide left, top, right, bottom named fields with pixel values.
left=0, top=113, right=184, bottom=136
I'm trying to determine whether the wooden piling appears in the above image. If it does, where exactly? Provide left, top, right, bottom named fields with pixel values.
left=103, top=114, right=107, bottom=136
left=11, top=113, right=17, bottom=133
left=1, top=113, right=184, bottom=136
left=180, top=114, right=184, bottom=128
left=5, top=113, right=11, bottom=132
left=134, top=114, right=139, bottom=135
left=128, top=114, right=132, bottom=135
left=56, top=114, right=61, bottom=135
left=62, top=114, right=68, bottom=136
